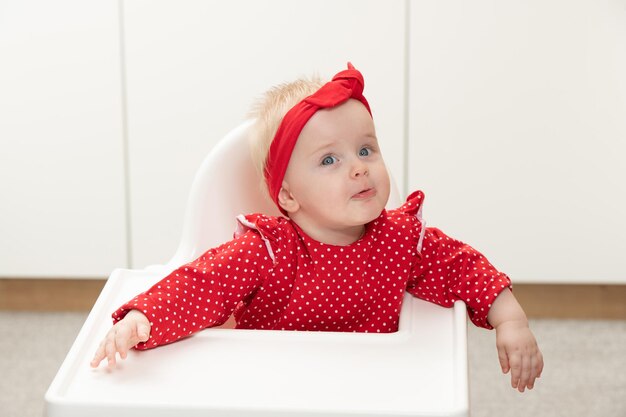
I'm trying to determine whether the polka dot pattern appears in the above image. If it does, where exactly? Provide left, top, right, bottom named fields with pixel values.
left=113, top=190, right=511, bottom=350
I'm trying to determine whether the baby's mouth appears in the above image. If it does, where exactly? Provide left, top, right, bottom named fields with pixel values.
left=353, top=188, right=376, bottom=199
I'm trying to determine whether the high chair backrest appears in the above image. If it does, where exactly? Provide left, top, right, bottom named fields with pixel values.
left=166, top=119, right=402, bottom=268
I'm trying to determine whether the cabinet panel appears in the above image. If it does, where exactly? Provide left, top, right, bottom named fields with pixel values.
left=408, top=0, right=626, bottom=283
left=0, top=0, right=127, bottom=277
left=124, top=0, right=407, bottom=267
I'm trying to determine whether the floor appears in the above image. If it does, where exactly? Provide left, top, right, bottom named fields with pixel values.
left=1, top=312, right=624, bottom=417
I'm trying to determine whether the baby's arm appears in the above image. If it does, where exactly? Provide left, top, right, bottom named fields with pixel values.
left=487, top=288, right=544, bottom=392
left=90, top=309, right=151, bottom=368
left=407, top=226, right=543, bottom=391
left=90, top=229, right=273, bottom=368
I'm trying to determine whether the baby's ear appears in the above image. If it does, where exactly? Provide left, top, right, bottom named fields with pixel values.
left=278, top=183, right=300, bottom=214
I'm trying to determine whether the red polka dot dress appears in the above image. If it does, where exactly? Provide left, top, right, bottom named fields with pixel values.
left=113, top=190, right=511, bottom=350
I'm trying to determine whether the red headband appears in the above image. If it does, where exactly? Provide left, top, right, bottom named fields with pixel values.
left=264, top=63, right=372, bottom=214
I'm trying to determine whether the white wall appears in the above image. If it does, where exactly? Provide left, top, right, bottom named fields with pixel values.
left=408, top=0, right=626, bottom=283
left=0, top=0, right=127, bottom=277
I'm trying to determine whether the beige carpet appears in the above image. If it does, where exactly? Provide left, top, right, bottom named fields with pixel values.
left=1, top=312, right=624, bottom=417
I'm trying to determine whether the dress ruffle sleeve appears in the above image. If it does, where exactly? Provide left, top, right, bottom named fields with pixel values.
left=402, top=191, right=512, bottom=329
left=395, top=190, right=427, bottom=256
left=234, top=213, right=285, bottom=266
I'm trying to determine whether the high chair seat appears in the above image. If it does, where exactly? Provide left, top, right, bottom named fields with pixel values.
left=45, top=121, right=469, bottom=417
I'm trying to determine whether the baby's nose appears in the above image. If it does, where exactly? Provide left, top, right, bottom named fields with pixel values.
left=351, top=161, right=369, bottom=178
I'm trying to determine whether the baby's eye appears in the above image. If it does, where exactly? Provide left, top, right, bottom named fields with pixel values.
left=321, top=155, right=338, bottom=166
left=359, top=147, right=371, bottom=157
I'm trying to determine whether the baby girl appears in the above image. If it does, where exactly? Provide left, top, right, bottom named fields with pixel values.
left=91, top=63, right=543, bottom=392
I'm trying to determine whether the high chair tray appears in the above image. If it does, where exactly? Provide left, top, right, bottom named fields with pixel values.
left=45, top=267, right=468, bottom=417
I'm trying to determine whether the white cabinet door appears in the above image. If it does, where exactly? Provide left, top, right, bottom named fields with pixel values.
left=408, top=0, right=626, bottom=283
left=124, top=0, right=407, bottom=268
left=0, top=0, right=127, bottom=277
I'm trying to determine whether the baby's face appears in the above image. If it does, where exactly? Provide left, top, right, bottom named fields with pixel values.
left=280, top=99, right=390, bottom=244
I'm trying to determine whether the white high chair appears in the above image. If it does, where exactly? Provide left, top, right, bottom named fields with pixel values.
left=45, top=120, right=469, bottom=417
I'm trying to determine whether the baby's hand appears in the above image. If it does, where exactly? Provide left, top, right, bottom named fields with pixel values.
left=90, top=309, right=151, bottom=369
left=495, top=319, right=544, bottom=392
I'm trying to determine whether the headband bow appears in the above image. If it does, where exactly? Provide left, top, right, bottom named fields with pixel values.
left=264, top=63, right=372, bottom=214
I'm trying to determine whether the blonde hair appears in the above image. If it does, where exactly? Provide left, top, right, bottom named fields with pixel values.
left=249, top=75, right=325, bottom=193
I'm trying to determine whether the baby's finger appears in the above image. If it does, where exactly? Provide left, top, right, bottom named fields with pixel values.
left=536, top=350, right=544, bottom=378
left=527, top=355, right=539, bottom=390
left=137, top=322, right=150, bottom=343
left=105, top=332, right=118, bottom=367
left=518, top=355, right=531, bottom=392
left=530, top=350, right=544, bottom=387
left=115, top=325, right=132, bottom=360
left=496, top=345, right=509, bottom=373
left=90, top=341, right=106, bottom=368
left=508, top=353, right=522, bottom=390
